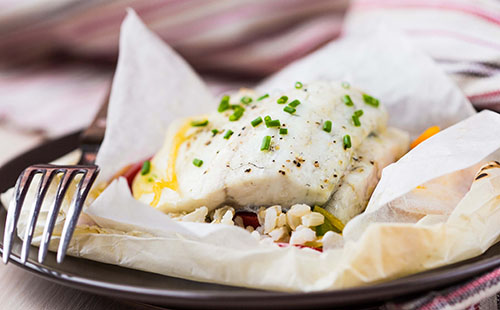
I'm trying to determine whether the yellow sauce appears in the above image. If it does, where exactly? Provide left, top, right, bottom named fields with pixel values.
left=133, top=120, right=194, bottom=207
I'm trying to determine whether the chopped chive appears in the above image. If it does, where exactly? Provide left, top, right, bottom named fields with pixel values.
left=257, top=94, right=269, bottom=101
left=279, top=128, right=288, bottom=135
left=266, top=119, right=280, bottom=127
left=363, top=94, right=380, bottom=107
left=211, top=129, right=219, bottom=136
left=283, top=106, right=296, bottom=114
left=261, top=136, right=271, bottom=151
left=218, top=95, right=230, bottom=112
left=288, top=99, right=301, bottom=107
left=193, top=158, right=203, bottom=167
left=229, top=106, right=244, bottom=121
left=342, top=94, right=353, bottom=107
left=191, top=119, right=209, bottom=127
left=354, top=109, right=364, bottom=117
left=323, top=120, right=332, bottom=133
left=277, top=96, right=288, bottom=104
left=295, top=81, right=303, bottom=89
left=352, top=115, right=361, bottom=127
left=251, top=116, right=263, bottom=127
left=341, top=81, right=350, bottom=89
left=343, top=135, right=352, bottom=149
left=141, top=160, right=151, bottom=175
left=240, top=96, right=253, bottom=105
left=229, top=114, right=240, bottom=121
left=264, top=115, right=271, bottom=122
left=223, top=130, right=234, bottom=139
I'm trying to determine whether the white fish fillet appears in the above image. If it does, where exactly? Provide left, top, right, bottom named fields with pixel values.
left=325, top=128, right=409, bottom=223
left=133, top=81, right=409, bottom=216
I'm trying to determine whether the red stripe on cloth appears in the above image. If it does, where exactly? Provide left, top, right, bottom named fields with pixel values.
left=150, top=0, right=337, bottom=42
left=407, top=29, right=500, bottom=52
left=468, top=90, right=500, bottom=100
left=353, top=0, right=500, bottom=26
left=69, top=0, right=203, bottom=37
left=420, top=268, right=500, bottom=310
left=73, top=0, right=336, bottom=41
left=198, top=18, right=342, bottom=75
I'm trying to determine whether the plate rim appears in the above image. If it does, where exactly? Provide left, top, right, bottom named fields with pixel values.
left=1, top=131, right=499, bottom=309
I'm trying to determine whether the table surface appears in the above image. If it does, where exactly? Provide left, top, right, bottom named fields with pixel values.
left=0, top=127, right=151, bottom=310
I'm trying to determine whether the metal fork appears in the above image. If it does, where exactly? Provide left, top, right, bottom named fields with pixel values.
left=3, top=98, right=108, bottom=265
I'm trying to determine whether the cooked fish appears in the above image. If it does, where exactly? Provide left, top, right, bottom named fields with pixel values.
left=324, top=128, right=409, bottom=223
left=132, top=81, right=409, bottom=218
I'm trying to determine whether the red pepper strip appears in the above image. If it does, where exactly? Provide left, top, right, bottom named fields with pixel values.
left=122, top=161, right=144, bottom=189
left=116, top=157, right=153, bottom=190
left=235, top=211, right=260, bottom=229
left=276, top=242, right=323, bottom=252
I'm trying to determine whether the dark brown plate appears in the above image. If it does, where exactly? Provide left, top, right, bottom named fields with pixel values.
left=1, top=132, right=499, bottom=310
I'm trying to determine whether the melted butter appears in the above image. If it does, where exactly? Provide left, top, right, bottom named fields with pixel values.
left=133, top=120, right=194, bottom=207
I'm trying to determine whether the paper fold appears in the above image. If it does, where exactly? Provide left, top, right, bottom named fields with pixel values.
left=96, top=9, right=215, bottom=182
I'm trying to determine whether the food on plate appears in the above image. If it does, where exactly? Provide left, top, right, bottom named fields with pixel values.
left=410, top=125, right=440, bottom=149
left=128, top=81, right=409, bottom=247
left=4, top=11, right=499, bottom=292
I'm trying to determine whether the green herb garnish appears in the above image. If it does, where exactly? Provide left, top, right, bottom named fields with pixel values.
left=240, top=96, right=253, bottom=105
left=277, top=96, right=288, bottom=104
left=276, top=96, right=288, bottom=104
left=261, top=136, right=271, bottom=151
left=362, top=94, right=379, bottom=107
left=140, top=160, right=151, bottom=175
left=191, top=119, right=209, bottom=127
left=266, top=119, right=280, bottom=127
left=251, top=116, right=263, bottom=127
left=342, top=94, right=353, bottom=107
left=257, top=94, right=269, bottom=101
left=352, top=115, right=361, bottom=127
left=288, top=99, right=301, bottom=107
left=223, top=130, right=234, bottom=139
left=354, top=109, right=364, bottom=117
left=229, top=106, right=244, bottom=121
left=193, top=158, right=203, bottom=167
left=283, top=106, right=296, bottom=114
left=211, top=129, right=219, bottom=136
left=343, top=135, right=352, bottom=149
left=218, top=95, right=230, bottom=112
left=295, top=81, right=303, bottom=89
left=279, top=128, right=288, bottom=135
left=323, top=120, right=332, bottom=133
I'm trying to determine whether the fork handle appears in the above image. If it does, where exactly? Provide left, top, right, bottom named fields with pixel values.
left=80, top=92, right=110, bottom=145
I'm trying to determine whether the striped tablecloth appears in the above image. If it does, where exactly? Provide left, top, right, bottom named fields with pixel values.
left=0, top=1, right=499, bottom=309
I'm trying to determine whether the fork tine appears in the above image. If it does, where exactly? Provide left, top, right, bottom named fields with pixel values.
left=57, top=167, right=99, bottom=263
left=38, top=169, right=77, bottom=264
left=20, top=169, right=57, bottom=264
left=3, top=168, right=37, bottom=264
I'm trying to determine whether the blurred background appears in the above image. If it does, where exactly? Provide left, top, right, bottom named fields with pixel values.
left=0, top=0, right=499, bottom=157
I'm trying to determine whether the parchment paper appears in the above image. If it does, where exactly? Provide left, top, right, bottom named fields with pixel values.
left=2, top=10, right=499, bottom=292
